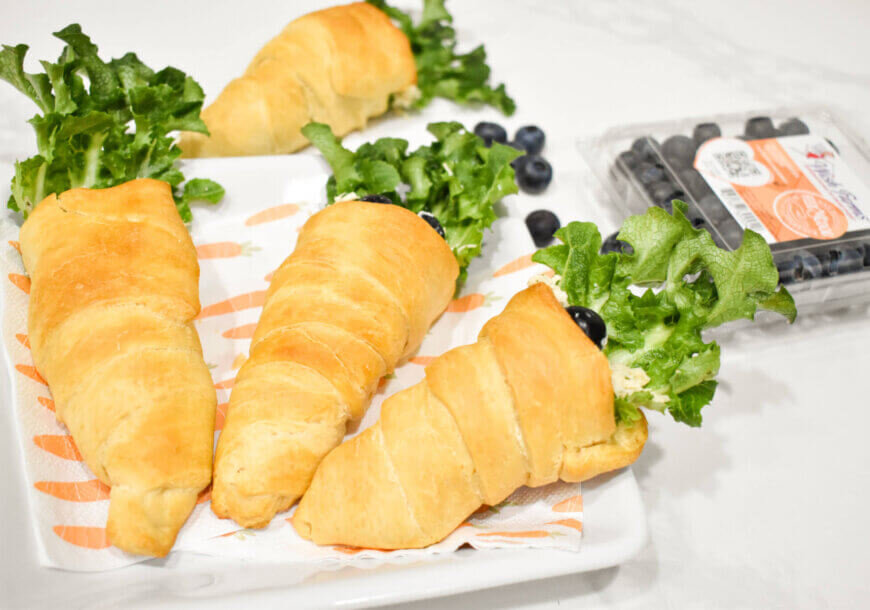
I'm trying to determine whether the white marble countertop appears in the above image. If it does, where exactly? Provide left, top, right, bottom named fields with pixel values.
left=2, top=1, right=869, bottom=608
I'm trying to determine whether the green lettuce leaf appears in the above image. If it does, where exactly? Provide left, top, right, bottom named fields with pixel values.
left=533, top=201, right=796, bottom=427
left=302, top=121, right=521, bottom=285
left=368, top=0, right=515, bottom=115
left=0, top=24, right=222, bottom=220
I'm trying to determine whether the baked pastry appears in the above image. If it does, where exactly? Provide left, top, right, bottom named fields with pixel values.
left=19, top=179, right=216, bottom=557
left=292, top=283, right=647, bottom=549
left=179, top=2, right=416, bottom=157
left=211, top=200, right=458, bottom=528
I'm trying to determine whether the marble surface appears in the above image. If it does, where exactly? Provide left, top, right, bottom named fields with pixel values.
left=1, top=0, right=869, bottom=608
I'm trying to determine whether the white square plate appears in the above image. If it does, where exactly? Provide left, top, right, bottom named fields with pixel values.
left=0, top=151, right=647, bottom=608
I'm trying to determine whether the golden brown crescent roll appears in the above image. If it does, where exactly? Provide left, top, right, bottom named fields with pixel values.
left=292, top=283, right=648, bottom=549
left=19, top=179, right=216, bottom=557
left=212, top=201, right=458, bottom=528
left=179, top=2, right=416, bottom=157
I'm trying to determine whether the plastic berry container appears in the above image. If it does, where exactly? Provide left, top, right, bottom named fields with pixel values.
left=581, top=106, right=870, bottom=316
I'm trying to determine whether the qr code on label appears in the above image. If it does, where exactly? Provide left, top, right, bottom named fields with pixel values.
left=713, top=150, right=762, bottom=180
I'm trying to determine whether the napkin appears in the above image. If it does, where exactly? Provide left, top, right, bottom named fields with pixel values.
left=0, top=156, right=585, bottom=571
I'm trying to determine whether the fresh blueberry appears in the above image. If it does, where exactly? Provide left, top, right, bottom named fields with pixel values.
left=600, top=231, right=633, bottom=255
left=778, top=118, right=810, bottom=136
left=359, top=194, right=393, bottom=204
left=650, top=181, right=684, bottom=211
left=474, top=121, right=508, bottom=147
left=778, top=251, right=822, bottom=284
left=635, top=162, right=666, bottom=186
left=616, top=150, right=640, bottom=173
left=693, top=122, right=722, bottom=145
left=827, top=247, right=864, bottom=275
left=862, top=243, right=870, bottom=267
left=744, top=116, right=777, bottom=139
left=678, top=169, right=712, bottom=199
left=418, top=211, right=446, bottom=238
left=691, top=216, right=708, bottom=229
left=514, top=125, right=546, bottom=155
left=631, top=136, right=660, bottom=161
left=564, top=306, right=607, bottom=349
left=525, top=209, right=561, bottom=247
left=661, top=135, right=698, bottom=170
left=698, top=194, right=732, bottom=224
left=516, top=155, right=553, bottom=194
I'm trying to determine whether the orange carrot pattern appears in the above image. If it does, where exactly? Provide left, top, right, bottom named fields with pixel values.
left=15, top=334, right=29, bottom=348
left=9, top=240, right=20, bottom=253
left=493, top=253, right=535, bottom=277
left=8, top=273, right=30, bottom=294
left=222, top=323, right=257, bottom=339
left=264, top=270, right=275, bottom=282
left=197, top=487, right=212, bottom=505
left=477, top=530, right=550, bottom=538
left=547, top=518, right=583, bottom=532
left=37, top=396, right=55, bottom=412
left=196, top=241, right=260, bottom=259
left=33, top=435, right=82, bottom=461
left=53, top=525, right=110, bottom=549
left=446, top=292, right=497, bottom=313
left=215, top=377, right=235, bottom=390
left=409, top=356, right=435, bottom=366
left=16, top=364, right=46, bottom=385
left=552, top=495, right=583, bottom=513
left=35, top=479, right=110, bottom=502
left=197, top=290, right=267, bottom=319
left=215, top=402, right=228, bottom=431
left=245, top=203, right=300, bottom=226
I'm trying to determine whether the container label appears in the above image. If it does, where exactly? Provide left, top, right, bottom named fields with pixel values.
left=694, top=135, right=870, bottom=242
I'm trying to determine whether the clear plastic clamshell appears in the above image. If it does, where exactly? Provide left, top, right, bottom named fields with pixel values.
left=581, top=106, right=870, bottom=316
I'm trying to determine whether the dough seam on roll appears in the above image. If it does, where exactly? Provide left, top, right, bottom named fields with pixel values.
left=374, top=425, right=428, bottom=540
left=477, top=336, right=534, bottom=488
left=53, top=204, right=192, bottom=248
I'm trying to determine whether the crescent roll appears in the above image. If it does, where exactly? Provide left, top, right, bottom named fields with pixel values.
left=179, top=2, right=416, bottom=157
left=293, top=283, right=648, bottom=549
left=212, top=201, right=458, bottom=528
left=19, top=179, right=216, bottom=557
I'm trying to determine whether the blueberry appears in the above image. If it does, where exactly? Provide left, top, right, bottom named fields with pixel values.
left=744, top=116, right=777, bottom=139
left=525, top=209, right=561, bottom=247
left=516, top=155, right=553, bottom=194
left=677, top=169, right=712, bottom=199
left=828, top=247, right=864, bottom=275
left=650, top=181, right=684, bottom=211
left=600, top=231, right=633, bottom=255
left=691, top=216, right=707, bottom=229
left=635, top=163, right=666, bottom=186
left=564, top=306, right=607, bottom=349
left=359, top=194, right=393, bottom=204
left=776, top=258, right=798, bottom=284
left=793, top=251, right=823, bottom=280
left=661, top=135, right=698, bottom=169
left=514, top=125, right=546, bottom=155
left=616, top=150, right=640, bottom=173
left=698, top=194, right=732, bottom=224
left=778, top=118, right=810, bottom=136
left=418, top=211, right=446, bottom=238
left=693, top=122, right=722, bottom=145
left=631, top=137, right=660, bottom=161
left=862, top=243, right=870, bottom=267
left=474, top=121, right=508, bottom=147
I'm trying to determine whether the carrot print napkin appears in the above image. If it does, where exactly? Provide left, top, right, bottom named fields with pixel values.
left=0, top=155, right=587, bottom=571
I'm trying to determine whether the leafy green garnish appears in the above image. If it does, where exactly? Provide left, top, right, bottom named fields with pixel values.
left=533, top=201, right=796, bottom=427
left=0, top=24, right=223, bottom=221
left=302, top=121, right=521, bottom=284
left=368, top=0, right=515, bottom=115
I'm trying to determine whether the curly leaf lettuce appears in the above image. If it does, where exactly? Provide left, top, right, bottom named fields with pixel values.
left=533, top=201, right=796, bottom=427
left=368, top=0, right=515, bottom=115
left=0, top=24, right=223, bottom=221
left=302, top=121, right=521, bottom=283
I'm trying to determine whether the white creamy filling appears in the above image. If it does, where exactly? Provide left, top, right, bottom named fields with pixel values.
left=527, top=273, right=569, bottom=307
left=391, top=84, right=422, bottom=110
